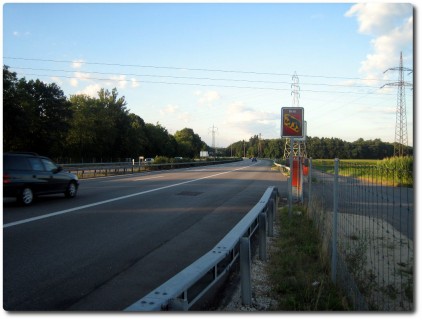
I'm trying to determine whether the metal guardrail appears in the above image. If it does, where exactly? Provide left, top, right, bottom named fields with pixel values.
left=124, top=186, right=279, bottom=311
left=61, top=159, right=242, bottom=178
left=273, top=161, right=290, bottom=172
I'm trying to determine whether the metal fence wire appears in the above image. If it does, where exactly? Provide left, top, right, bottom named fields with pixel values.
left=305, top=159, right=414, bottom=311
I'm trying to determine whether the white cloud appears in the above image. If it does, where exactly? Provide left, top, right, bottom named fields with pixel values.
left=345, top=3, right=413, bottom=81
left=12, top=31, right=30, bottom=37
left=160, top=104, right=179, bottom=115
left=177, top=112, right=192, bottom=123
left=131, top=78, right=140, bottom=88
left=70, top=78, right=78, bottom=87
left=345, top=3, right=412, bottom=35
left=225, top=101, right=277, bottom=124
left=195, top=90, right=221, bottom=106
left=70, top=71, right=91, bottom=87
left=74, top=71, right=91, bottom=80
left=76, top=84, right=102, bottom=97
left=110, top=75, right=128, bottom=89
left=222, top=101, right=279, bottom=141
left=159, top=104, right=192, bottom=124
left=71, top=59, right=85, bottom=69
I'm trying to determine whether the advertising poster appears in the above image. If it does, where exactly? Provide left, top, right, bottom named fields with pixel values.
left=281, top=107, right=304, bottom=138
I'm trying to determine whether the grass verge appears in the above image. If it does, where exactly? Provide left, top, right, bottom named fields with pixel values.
left=268, top=205, right=349, bottom=311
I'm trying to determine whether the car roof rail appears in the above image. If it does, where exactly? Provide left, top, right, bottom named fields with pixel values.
left=5, top=151, right=39, bottom=156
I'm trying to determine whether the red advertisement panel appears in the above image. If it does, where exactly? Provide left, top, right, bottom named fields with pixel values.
left=281, top=107, right=304, bottom=138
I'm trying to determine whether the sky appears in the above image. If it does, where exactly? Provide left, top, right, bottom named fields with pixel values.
left=2, top=1, right=415, bottom=148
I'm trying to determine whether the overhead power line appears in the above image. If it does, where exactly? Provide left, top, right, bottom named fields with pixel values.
left=8, top=66, right=385, bottom=90
left=12, top=71, right=396, bottom=95
left=9, top=66, right=386, bottom=89
left=4, top=56, right=395, bottom=83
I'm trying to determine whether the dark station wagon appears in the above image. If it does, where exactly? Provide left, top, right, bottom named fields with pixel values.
left=3, top=152, right=79, bottom=205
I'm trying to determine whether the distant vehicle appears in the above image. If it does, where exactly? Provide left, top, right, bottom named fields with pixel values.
left=3, top=152, right=79, bottom=205
left=144, top=158, right=154, bottom=164
left=174, top=157, right=183, bottom=160
left=252, top=157, right=257, bottom=162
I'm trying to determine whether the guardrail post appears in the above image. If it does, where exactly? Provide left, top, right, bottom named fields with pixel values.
left=240, top=237, right=252, bottom=305
left=168, top=298, right=188, bottom=311
left=267, top=199, right=274, bottom=237
left=259, top=212, right=267, bottom=261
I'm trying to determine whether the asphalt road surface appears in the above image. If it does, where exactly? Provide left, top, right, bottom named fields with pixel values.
left=3, top=159, right=287, bottom=311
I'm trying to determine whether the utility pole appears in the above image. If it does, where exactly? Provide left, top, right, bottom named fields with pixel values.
left=209, top=124, right=218, bottom=157
left=258, top=133, right=262, bottom=158
left=382, top=52, right=413, bottom=157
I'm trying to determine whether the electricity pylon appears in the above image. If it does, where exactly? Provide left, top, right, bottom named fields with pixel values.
left=382, top=52, right=413, bottom=157
left=283, top=72, right=307, bottom=159
left=209, top=124, right=218, bottom=156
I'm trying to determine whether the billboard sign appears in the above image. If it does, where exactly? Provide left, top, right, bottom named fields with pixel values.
left=296, top=121, right=307, bottom=141
left=281, top=107, right=304, bottom=138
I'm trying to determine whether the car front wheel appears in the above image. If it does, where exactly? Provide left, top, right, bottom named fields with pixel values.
left=19, top=187, right=34, bottom=205
left=65, top=181, right=78, bottom=198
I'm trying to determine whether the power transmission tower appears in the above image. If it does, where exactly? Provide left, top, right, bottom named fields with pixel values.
left=209, top=124, right=218, bottom=157
left=382, top=52, right=413, bottom=157
left=283, top=72, right=307, bottom=159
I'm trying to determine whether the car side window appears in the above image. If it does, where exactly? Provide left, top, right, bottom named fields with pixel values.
left=4, top=156, right=31, bottom=171
left=41, top=159, right=58, bottom=172
left=28, top=158, right=45, bottom=171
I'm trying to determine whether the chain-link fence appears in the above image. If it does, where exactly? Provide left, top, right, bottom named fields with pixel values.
left=304, top=159, right=414, bottom=311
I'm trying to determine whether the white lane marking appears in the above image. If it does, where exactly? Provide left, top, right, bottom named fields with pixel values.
left=3, top=164, right=255, bottom=229
left=133, top=175, right=165, bottom=181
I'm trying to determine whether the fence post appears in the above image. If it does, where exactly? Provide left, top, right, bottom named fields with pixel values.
left=240, top=237, right=252, bottom=305
left=308, top=158, right=312, bottom=215
left=288, top=176, right=292, bottom=217
left=259, top=212, right=267, bottom=261
left=331, top=158, right=339, bottom=283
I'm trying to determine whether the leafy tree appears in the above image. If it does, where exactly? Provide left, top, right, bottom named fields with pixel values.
left=124, top=113, right=149, bottom=160
left=3, top=66, right=72, bottom=156
left=67, top=94, right=100, bottom=161
left=3, top=66, right=26, bottom=151
left=144, top=123, right=176, bottom=158
left=174, top=128, right=204, bottom=158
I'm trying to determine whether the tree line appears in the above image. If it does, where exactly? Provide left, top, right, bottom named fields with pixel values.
left=4, top=65, right=412, bottom=162
left=3, top=66, right=207, bottom=162
left=225, top=135, right=413, bottom=160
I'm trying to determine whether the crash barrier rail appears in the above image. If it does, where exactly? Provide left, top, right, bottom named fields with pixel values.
left=305, top=158, right=414, bottom=311
left=60, top=158, right=242, bottom=178
left=124, top=186, right=279, bottom=311
left=273, top=161, right=290, bottom=172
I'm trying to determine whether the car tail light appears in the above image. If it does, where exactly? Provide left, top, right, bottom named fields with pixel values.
left=3, top=174, right=11, bottom=184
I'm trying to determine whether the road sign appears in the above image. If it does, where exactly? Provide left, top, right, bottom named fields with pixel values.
left=281, top=107, right=304, bottom=138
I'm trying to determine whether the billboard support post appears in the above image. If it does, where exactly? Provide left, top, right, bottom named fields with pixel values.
left=281, top=107, right=305, bottom=209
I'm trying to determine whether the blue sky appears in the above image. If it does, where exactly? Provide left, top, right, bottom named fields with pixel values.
left=2, top=1, right=414, bottom=148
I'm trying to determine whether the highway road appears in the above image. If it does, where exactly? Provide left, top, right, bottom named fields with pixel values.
left=3, top=159, right=287, bottom=311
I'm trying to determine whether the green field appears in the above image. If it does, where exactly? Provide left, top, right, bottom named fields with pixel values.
left=310, top=157, right=413, bottom=187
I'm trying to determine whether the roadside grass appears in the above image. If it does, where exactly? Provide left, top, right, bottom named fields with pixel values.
left=268, top=205, right=350, bottom=311
left=311, top=157, right=413, bottom=187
